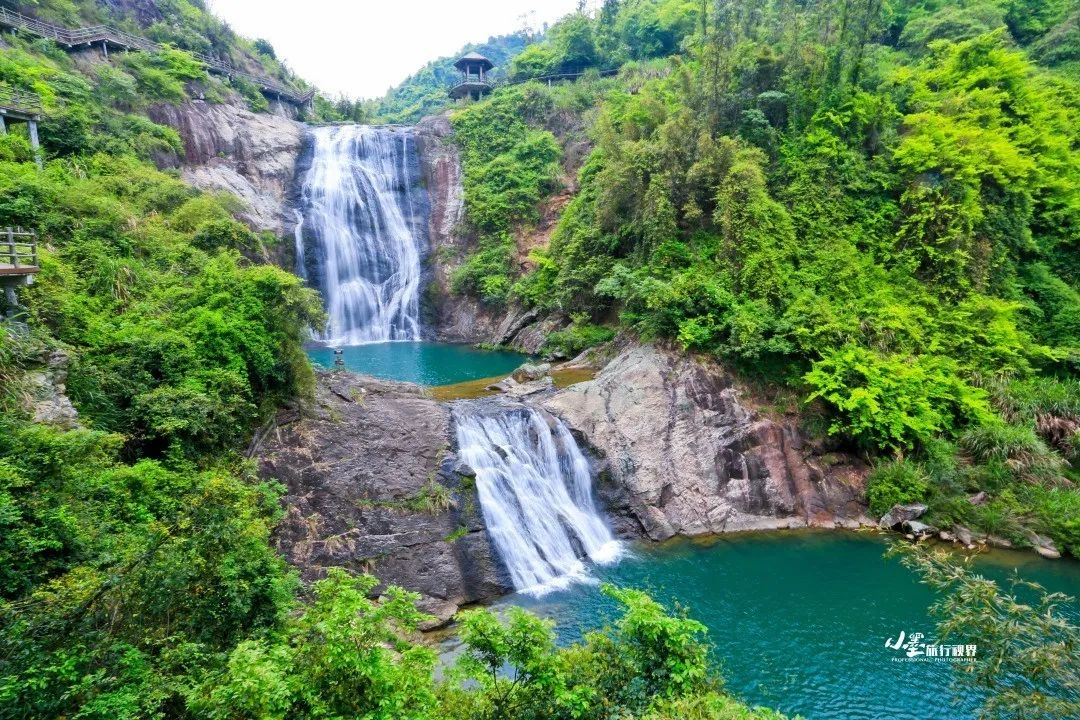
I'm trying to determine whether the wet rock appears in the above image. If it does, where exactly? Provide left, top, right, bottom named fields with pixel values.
left=1035, top=545, right=1062, bottom=560
left=954, top=525, right=973, bottom=546
left=938, top=530, right=954, bottom=542
left=257, top=372, right=511, bottom=617
left=451, top=456, right=475, bottom=478
left=986, top=535, right=1013, bottom=549
left=1025, top=531, right=1061, bottom=559
left=903, top=520, right=936, bottom=537
left=878, top=503, right=928, bottom=530
left=542, top=345, right=870, bottom=538
left=415, top=595, right=460, bottom=630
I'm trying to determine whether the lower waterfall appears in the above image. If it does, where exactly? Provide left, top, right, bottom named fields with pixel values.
left=296, top=125, right=426, bottom=345
left=454, top=403, right=620, bottom=594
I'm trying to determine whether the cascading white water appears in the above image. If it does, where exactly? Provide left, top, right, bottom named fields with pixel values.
left=296, top=125, right=424, bottom=344
left=455, top=403, right=621, bottom=594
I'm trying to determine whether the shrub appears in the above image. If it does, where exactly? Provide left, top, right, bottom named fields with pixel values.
left=865, top=459, right=931, bottom=516
left=805, top=346, right=995, bottom=451
left=959, top=423, right=1065, bottom=483
left=543, top=316, right=616, bottom=357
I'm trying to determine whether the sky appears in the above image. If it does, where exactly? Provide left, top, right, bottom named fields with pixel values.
left=207, top=0, right=584, bottom=100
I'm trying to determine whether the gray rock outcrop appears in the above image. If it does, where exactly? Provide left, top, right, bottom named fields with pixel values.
left=24, top=348, right=80, bottom=429
left=149, top=101, right=303, bottom=235
left=878, top=503, right=929, bottom=530
left=257, top=372, right=510, bottom=627
left=543, top=345, right=871, bottom=539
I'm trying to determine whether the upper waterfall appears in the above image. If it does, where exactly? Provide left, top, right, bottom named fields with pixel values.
left=454, top=403, right=620, bottom=594
left=295, top=125, right=427, bottom=345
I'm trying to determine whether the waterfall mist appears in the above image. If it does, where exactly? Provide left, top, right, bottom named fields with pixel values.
left=454, top=403, right=620, bottom=594
left=296, top=125, right=426, bottom=345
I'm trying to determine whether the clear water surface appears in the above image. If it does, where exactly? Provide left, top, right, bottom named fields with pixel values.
left=306, top=341, right=529, bottom=386
left=491, top=531, right=1080, bottom=720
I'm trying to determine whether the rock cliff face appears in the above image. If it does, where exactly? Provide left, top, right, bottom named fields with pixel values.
left=543, top=345, right=871, bottom=540
left=414, top=115, right=565, bottom=350
left=149, top=101, right=303, bottom=236
left=415, top=115, right=497, bottom=343
left=257, top=372, right=509, bottom=627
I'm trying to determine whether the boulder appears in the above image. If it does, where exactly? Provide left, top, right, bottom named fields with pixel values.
left=24, top=349, right=80, bottom=429
left=450, top=455, right=475, bottom=478
left=968, top=491, right=989, bottom=506
left=878, top=503, right=928, bottom=530
left=903, top=520, right=936, bottom=537
left=1035, top=545, right=1062, bottom=560
left=542, top=345, right=870, bottom=538
left=504, top=376, right=554, bottom=398
left=1025, top=531, right=1061, bottom=560
left=512, top=362, right=552, bottom=383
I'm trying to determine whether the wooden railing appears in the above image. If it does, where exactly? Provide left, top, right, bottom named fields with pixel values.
left=451, top=67, right=622, bottom=97
left=0, top=227, right=39, bottom=273
left=0, top=7, right=314, bottom=106
left=0, top=85, right=43, bottom=116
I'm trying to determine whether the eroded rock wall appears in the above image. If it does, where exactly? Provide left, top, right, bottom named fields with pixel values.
left=543, top=345, right=872, bottom=539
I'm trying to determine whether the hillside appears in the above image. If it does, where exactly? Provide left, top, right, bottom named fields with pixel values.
left=0, top=2, right=800, bottom=719
left=442, top=0, right=1080, bottom=560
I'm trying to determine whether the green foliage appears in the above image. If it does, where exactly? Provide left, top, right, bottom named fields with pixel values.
left=0, top=154, right=324, bottom=461
left=897, top=544, right=1080, bottom=720
left=193, top=573, right=783, bottom=720
left=0, top=13, right=326, bottom=712
left=496, top=3, right=1079, bottom=459
left=543, top=315, right=616, bottom=357
left=445, top=583, right=726, bottom=720
left=195, top=569, right=437, bottom=720
left=805, top=347, right=993, bottom=451
left=866, top=460, right=931, bottom=516
left=0, top=435, right=296, bottom=716
left=120, top=47, right=208, bottom=103
left=450, top=86, right=562, bottom=304
left=958, top=422, right=1065, bottom=482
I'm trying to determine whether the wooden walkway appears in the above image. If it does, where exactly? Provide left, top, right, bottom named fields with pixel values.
left=0, top=227, right=38, bottom=279
left=0, top=85, right=42, bottom=121
left=0, top=7, right=314, bottom=107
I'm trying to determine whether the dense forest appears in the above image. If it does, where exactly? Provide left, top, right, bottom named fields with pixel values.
left=444, top=0, right=1080, bottom=558
left=0, top=0, right=1077, bottom=718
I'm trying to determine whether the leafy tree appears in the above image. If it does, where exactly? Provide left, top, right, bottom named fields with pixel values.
left=897, top=544, right=1080, bottom=720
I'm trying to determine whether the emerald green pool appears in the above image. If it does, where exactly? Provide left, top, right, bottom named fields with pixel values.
left=499, top=532, right=1080, bottom=720
left=306, top=342, right=529, bottom=386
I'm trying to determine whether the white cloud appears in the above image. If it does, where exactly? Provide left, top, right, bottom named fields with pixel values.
left=207, top=0, right=581, bottom=100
